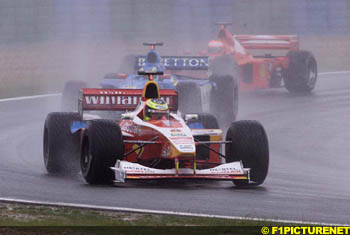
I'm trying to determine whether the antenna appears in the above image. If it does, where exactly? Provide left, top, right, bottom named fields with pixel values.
left=142, top=42, right=164, bottom=50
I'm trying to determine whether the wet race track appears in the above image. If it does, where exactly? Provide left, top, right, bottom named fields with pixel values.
left=0, top=72, right=349, bottom=224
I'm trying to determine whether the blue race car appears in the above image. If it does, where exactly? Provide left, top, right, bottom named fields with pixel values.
left=61, top=42, right=239, bottom=126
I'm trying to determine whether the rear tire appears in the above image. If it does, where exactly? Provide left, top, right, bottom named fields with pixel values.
left=284, top=50, right=317, bottom=93
left=210, top=75, right=239, bottom=127
left=43, top=112, right=81, bottom=174
left=225, top=120, right=269, bottom=186
left=61, top=80, right=87, bottom=111
left=176, top=82, right=202, bottom=114
left=81, top=119, right=124, bottom=184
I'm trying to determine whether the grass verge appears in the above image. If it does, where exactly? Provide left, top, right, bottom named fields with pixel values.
left=0, top=202, right=280, bottom=226
left=0, top=202, right=312, bottom=234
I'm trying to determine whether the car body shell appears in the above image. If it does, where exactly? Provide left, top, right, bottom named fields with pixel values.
left=77, top=84, right=249, bottom=182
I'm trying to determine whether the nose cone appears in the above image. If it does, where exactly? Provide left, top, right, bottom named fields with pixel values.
left=169, top=142, right=196, bottom=159
left=160, top=126, right=196, bottom=159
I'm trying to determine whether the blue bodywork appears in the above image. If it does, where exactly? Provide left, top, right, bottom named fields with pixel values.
left=137, top=49, right=166, bottom=75
left=100, top=73, right=210, bottom=90
left=187, top=122, right=205, bottom=129
left=70, top=121, right=87, bottom=134
left=100, top=47, right=211, bottom=89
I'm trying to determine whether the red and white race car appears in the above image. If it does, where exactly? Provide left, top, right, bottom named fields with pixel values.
left=205, top=23, right=318, bottom=93
left=43, top=59, right=269, bottom=187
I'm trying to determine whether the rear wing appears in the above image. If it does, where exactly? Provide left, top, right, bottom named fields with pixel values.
left=136, top=56, right=208, bottom=71
left=79, top=88, right=178, bottom=116
left=233, top=35, right=299, bottom=50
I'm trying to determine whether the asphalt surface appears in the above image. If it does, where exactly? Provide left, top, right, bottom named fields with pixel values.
left=0, top=72, right=350, bottom=224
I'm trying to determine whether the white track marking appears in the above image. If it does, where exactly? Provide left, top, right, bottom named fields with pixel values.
left=0, top=197, right=348, bottom=226
left=0, top=93, right=61, bottom=103
left=319, top=71, right=350, bottom=76
left=0, top=71, right=348, bottom=103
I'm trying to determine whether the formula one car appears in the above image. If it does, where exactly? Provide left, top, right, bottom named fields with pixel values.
left=61, top=42, right=239, bottom=127
left=206, top=22, right=318, bottom=93
left=44, top=47, right=269, bottom=186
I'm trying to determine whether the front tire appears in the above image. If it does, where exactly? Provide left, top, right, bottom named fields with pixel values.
left=43, top=112, right=81, bottom=174
left=81, top=119, right=124, bottom=184
left=225, top=120, right=269, bottom=186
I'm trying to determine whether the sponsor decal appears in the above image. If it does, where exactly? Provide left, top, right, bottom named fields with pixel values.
left=170, top=137, right=192, bottom=139
left=84, top=95, right=174, bottom=106
left=170, top=137, right=193, bottom=144
left=85, top=95, right=140, bottom=106
left=179, top=144, right=195, bottom=151
left=171, top=133, right=186, bottom=137
left=136, top=56, right=209, bottom=70
left=123, top=166, right=154, bottom=173
left=121, top=124, right=141, bottom=136
left=209, top=167, right=241, bottom=174
left=155, top=104, right=166, bottom=110
left=170, top=128, right=186, bottom=137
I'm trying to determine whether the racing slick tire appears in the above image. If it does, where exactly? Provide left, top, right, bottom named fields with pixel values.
left=186, top=113, right=219, bottom=129
left=61, top=80, right=87, bottom=111
left=283, top=50, right=317, bottom=93
left=176, top=82, right=202, bottom=114
left=225, top=120, right=269, bottom=186
left=43, top=112, right=81, bottom=174
left=81, top=119, right=124, bottom=184
left=209, top=75, right=239, bottom=127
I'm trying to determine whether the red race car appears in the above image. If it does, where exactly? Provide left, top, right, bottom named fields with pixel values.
left=43, top=55, right=269, bottom=186
left=205, top=23, right=318, bottom=93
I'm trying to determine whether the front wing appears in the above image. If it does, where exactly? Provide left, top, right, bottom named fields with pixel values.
left=111, top=160, right=250, bottom=183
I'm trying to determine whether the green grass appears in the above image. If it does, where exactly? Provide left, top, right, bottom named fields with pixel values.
left=0, top=202, right=321, bottom=234
left=0, top=202, right=274, bottom=226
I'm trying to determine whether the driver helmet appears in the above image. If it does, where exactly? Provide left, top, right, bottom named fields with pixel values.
left=144, top=98, right=169, bottom=121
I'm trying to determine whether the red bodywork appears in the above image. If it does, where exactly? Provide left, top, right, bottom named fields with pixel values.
left=181, top=25, right=300, bottom=90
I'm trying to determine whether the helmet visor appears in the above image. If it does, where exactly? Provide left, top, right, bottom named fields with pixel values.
left=145, top=107, right=169, bottom=120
